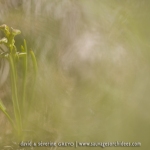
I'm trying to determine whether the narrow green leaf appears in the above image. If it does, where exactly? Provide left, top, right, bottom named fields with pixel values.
left=0, top=99, right=6, bottom=111
left=30, top=50, right=38, bottom=75
left=0, top=99, right=16, bottom=129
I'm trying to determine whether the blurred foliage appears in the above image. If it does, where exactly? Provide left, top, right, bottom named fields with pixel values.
left=0, top=0, right=150, bottom=149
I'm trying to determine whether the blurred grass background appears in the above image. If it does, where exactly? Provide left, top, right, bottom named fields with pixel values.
left=0, top=0, right=150, bottom=149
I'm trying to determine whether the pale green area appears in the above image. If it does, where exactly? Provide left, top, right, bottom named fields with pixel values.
left=0, top=0, right=150, bottom=149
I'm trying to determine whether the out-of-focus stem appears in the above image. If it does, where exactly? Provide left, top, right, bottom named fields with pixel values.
left=21, top=40, right=27, bottom=112
left=9, top=54, right=22, bottom=136
left=28, top=50, right=38, bottom=113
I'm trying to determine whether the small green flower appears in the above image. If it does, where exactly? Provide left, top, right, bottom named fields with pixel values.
left=0, top=25, right=21, bottom=52
left=0, top=24, right=10, bottom=37
left=11, top=27, right=21, bottom=36
left=0, top=37, right=8, bottom=44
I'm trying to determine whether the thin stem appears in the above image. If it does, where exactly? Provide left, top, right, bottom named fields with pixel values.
left=27, top=50, right=38, bottom=114
left=30, top=50, right=38, bottom=75
left=21, top=40, right=27, bottom=112
left=9, top=54, right=22, bottom=136
left=0, top=107, right=16, bottom=130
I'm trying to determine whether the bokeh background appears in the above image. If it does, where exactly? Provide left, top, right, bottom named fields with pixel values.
left=0, top=0, right=150, bottom=149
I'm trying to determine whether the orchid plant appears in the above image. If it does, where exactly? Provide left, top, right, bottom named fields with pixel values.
left=0, top=24, right=37, bottom=138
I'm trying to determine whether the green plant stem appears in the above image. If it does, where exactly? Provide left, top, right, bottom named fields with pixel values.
left=27, top=50, right=38, bottom=113
left=21, top=40, right=27, bottom=112
left=0, top=107, right=16, bottom=130
left=9, top=54, right=22, bottom=136
left=30, top=50, right=38, bottom=76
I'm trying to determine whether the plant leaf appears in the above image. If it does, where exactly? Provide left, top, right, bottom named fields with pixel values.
left=0, top=99, right=6, bottom=111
